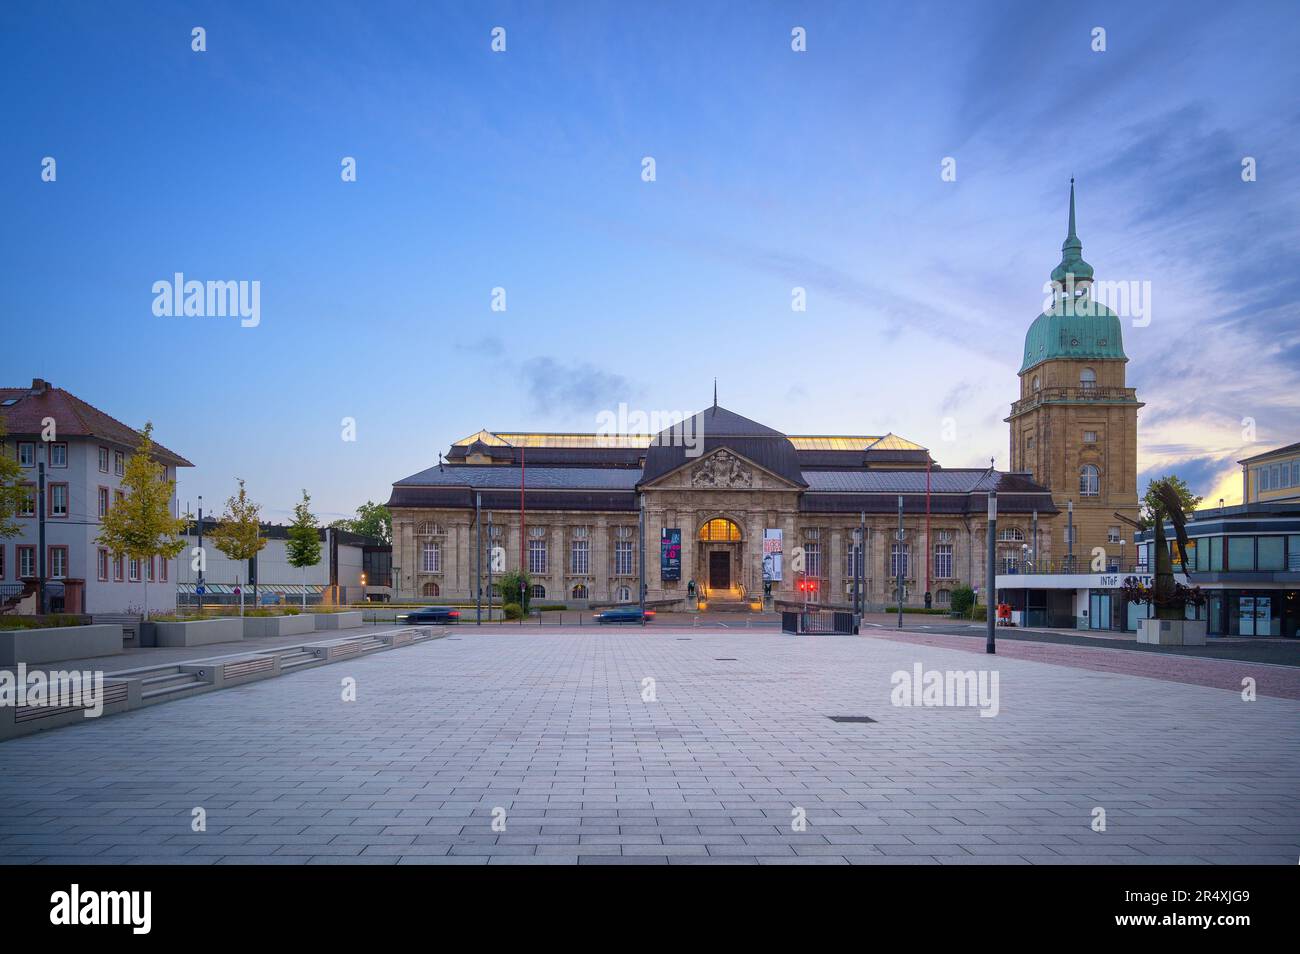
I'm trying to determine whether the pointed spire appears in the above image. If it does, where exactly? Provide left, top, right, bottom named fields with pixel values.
left=1051, top=177, right=1093, bottom=288
left=713, top=378, right=718, bottom=410
left=1066, top=177, right=1077, bottom=243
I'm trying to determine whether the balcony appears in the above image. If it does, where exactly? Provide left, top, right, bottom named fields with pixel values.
left=1009, top=386, right=1138, bottom=418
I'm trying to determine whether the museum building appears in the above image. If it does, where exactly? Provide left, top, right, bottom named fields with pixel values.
left=386, top=184, right=1139, bottom=613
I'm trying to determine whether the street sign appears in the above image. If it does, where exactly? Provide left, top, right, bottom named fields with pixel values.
left=196, top=585, right=206, bottom=595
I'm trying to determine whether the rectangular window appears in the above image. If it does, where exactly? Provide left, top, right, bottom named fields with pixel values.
left=114, top=489, right=125, bottom=508
left=420, top=542, right=441, bottom=573
left=129, top=558, right=141, bottom=582
left=18, top=442, right=35, bottom=467
left=18, top=545, right=36, bottom=578
left=98, top=486, right=109, bottom=517
left=97, top=548, right=109, bottom=581
left=49, top=546, right=68, bottom=579
left=1227, top=537, right=1254, bottom=572
left=159, top=557, right=168, bottom=583
left=1208, top=536, right=1224, bottom=572
left=844, top=543, right=863, bottom=579
left=889, top=543, right=908, bottom=580
left=50, top=482, right=69, bottom=517
left=114, top=451, right=125, bottom=476
left=933, top=544, right=953, bottom=579
left=1257, top=536, right=1285, bottom=571
left=570, top=538, right=589, bottom=575
left=1083, top=431, right=1098, bottom=443
left=0, top=545, right=5, bottom=580
left=98, top=446, right=110, bottom=473
left=113, top=554, right=124, bottom=582
left=528, top=538, right=547, bottom=575
left=18, top=484, right=36, bottom=517
left=1107, top=526, right=1121, bottom=544
left=805, top=542, right=821, bottom=578
left=146, top=556, right=155, bottom=582
left=50, top=442, right=68, bottom=467
left=614, top=540, right=634, bottom=576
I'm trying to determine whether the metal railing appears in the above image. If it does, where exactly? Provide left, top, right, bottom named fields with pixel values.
left=1009, top=386, right=1138, bottom=417
left=1001, top=560, right=1151, bottom=576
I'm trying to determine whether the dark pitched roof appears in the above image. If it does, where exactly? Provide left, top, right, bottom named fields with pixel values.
left=0, top=379, right=192, bottom=467
left=394, top=464, right=641, bottom=491
left=638, top=406, right=807, bottom=487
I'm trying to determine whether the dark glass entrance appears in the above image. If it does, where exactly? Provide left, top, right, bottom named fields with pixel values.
left=709, top=551, right=730, bottom=590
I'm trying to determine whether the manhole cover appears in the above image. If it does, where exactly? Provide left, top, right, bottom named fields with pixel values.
left=828, top=715, right=877, bottom=724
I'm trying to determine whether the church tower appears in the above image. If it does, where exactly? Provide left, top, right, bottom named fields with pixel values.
left=1006, top=181, right=1143, bottom=570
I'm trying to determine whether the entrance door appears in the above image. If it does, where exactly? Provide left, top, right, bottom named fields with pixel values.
left=1089, top=591, right=1111, bottom=630
left=709, top=551, right=730, bottom=590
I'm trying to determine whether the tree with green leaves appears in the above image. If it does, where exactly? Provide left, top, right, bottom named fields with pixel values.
left=285, top=489, right=322, bottom=610
left=329, top=501, right=392, bottom=543
left=95, top=423, right=188, bottom=619
left=1121, top=475, right=1206, bottom=620
left=1138, top=474, right=1202, bottom=530
left=0, top=420, right=26, bottom=539
left=500, top=570, right=531, bottom=614
left=208, top=478, right=267, bottom=617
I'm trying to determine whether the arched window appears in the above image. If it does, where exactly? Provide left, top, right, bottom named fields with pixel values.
left=421, top=541, right=441, bottom=573
left=1079, top=464, right=1100, bottom=496
left=616, top=585, right=631, bottom=602
left=571, top=583, right=588, bottom=600
left=936, top=588, right=951, bottom=606
left=416, top=521, right=443, bottom=536
left=1079, top=368, right=1096, bottom=390
left=1031, top=375, right=1040, bottom=392
left=421, top=582, right=439, bottom=597
left=529, top=584, right=546, bottom=600
left=998, top=528, right=1025, bottom=542
left=699, top=518, right=742, bottom=541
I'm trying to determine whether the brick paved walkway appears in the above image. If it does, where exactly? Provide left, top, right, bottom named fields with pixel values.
left=1, top=631, right=1296, bottom=864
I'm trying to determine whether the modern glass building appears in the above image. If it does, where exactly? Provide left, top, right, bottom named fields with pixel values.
left=1135, top=502, right=1300, bottom=637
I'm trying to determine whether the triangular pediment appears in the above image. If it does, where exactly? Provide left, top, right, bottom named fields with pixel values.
left=640, top=446, right=802, bottom=491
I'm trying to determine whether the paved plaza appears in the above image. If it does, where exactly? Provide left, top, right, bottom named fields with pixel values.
left=1, top=629, right=1297, bottom=864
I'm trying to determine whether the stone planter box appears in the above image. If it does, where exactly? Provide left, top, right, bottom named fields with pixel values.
left=1137, top=618, right=1208, bottom=646
left=153, top=618, right=244, bottom=648
left=0, top=624, right=124, bottom=665
left=242, top=614, right=317, bottom=638
left=313, top=611, right=364, bottom=631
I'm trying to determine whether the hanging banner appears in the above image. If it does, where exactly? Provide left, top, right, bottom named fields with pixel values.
left=660, top=527, right=681, bottom=581
left=763, top=528, right=783, bottom=582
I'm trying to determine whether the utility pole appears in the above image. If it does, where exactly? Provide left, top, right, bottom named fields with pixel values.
left=857, top=510, right=866, bottom=619
left=1066, top=500, right=1074, bottom=572
left=475, top=492, right=482, bottom=625
left=37, top=451, right=47, bottom=614
left=487, top=511, right=494, bottom=622
left=896, top=495, right=904, bottom=630
left=197, top=496, right=205, bottom=615
left=986, top=490, right=997, bottom=654
left=638, top=493, right=647, bottom=625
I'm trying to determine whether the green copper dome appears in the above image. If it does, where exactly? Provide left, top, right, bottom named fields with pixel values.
left=1020, top=301, right=1126, bottom=373
left=1021, top=180, right=1126, bottom=374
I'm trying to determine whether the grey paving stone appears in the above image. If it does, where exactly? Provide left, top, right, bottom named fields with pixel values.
left=1, top=631, right=1296, bottom=867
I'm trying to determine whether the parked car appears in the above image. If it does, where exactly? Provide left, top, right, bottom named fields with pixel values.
left=593, top=607, right=655, bottom=625
left=398, top=606, right=461, bottom=624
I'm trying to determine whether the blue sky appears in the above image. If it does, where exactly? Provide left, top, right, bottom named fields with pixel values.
left=3, top=0, right=1298, bottom=522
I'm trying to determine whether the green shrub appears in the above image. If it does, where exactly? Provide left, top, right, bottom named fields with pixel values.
left=502, top=602, right=523, bottom=620
left=950, top=585, right=975, bottom=616
left=537, top=604, right=567, bottom=612
left=1, top=614, right=88, bottom=630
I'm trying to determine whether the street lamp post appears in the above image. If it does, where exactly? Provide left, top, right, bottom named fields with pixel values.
left=895, top=495, right=904, bottom=630
left=475, top=492, right=482, bottom=625
left=638, top=493, right=647, bottom=626
left=197, top=496, right=204, bottom=615
left=986, top=491, right=997, bottom=654
left=1066, top=500, right=1074, bottom=572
